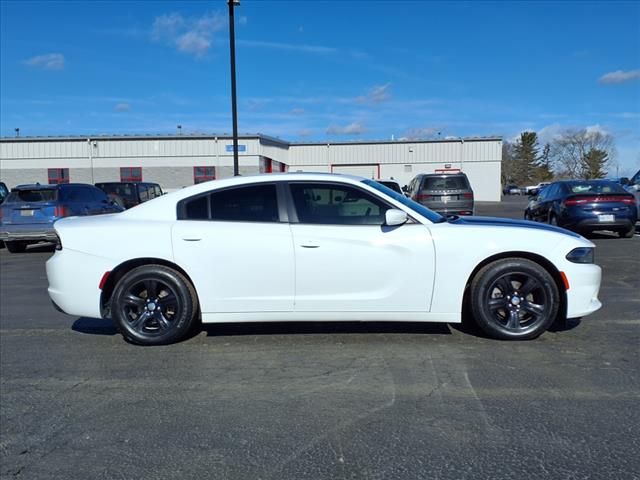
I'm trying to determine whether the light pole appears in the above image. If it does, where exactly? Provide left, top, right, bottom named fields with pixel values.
left=228, top=0, right=240, bottom=176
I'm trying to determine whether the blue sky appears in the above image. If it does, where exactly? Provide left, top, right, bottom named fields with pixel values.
left=1, top=0, right=639, bottom=174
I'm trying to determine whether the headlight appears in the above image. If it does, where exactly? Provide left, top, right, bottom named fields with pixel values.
left=566, top=247, right=594, bottom=264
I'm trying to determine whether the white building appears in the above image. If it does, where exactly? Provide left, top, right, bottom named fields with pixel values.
left=0, top=134, right=502, bottom=201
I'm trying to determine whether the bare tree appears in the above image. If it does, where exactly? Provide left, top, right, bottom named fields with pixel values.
left=551, top=129, right=615, bottom=179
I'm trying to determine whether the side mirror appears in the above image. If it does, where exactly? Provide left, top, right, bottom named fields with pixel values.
left=529, top=188, right=539, bottom=197
left=401, top=185, right=409, bottom=193
left=385, top=209, right=408, bottom=227
left=620, top=177, right=630, bottom=186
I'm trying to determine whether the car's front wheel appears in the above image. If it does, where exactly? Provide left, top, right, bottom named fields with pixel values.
left=111, top=265, right=198, bottom=345
left=470, top=258, right=559, bottom=340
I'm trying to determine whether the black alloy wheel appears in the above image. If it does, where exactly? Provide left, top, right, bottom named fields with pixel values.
left=471, top=258, right=560, bottom=340
left=111, top=265, right=198, bottom=345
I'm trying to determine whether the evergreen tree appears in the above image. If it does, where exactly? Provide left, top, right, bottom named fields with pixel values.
left=582, top=148, right=608, bottom=179
left=535, top=143, right=554, bottom=181
left=513, top=132, right=539, bottom=184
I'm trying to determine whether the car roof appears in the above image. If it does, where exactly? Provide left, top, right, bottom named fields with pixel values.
left=13, top=183, right=91, bottom=190
left=418, top=172, right=467, bottom=177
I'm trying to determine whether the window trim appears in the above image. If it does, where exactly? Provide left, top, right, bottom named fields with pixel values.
left=120, top=167, right=142, bottom=182
left=176, top=182, right=287, bottom=223
left=284, top=180, right=398, bottom=226
left=48, top=168, right=70, bottom=185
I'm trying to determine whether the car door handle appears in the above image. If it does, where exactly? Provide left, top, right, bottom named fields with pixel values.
left=182, top=237, right=202, bottom=242
left=300, top=241, right=320, bottom=248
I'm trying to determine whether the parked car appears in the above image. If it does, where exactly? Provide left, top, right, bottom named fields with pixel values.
left=503, top=184, right=522, bottom=195
left=47, top=173, right=601, bottom=345
left=375, top=179, right=403, bottom=194
left=94, top=182, right=163, bottom=209
left=0, top=183, right=123, bottom=253
left=526, top=180, right=637, bottom=238
left=622, top=169, right=640, bottom=215
left=406, top=172, right=474, bottom=216
left=0, top=182, right=8, bottom=204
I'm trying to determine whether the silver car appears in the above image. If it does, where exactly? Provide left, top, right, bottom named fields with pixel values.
left=406, top=172, right=474, bottom=216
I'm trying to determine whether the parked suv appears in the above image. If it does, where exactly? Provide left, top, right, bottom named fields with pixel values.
left=406, top=172, right=474, bottom=216
left=0, top=183, right=123, bottom=253
left=0, top=182, right=8, bottom=204
left=94, top=182, right=163, bottom=209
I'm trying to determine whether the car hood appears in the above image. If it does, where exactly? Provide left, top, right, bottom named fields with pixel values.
left=449, top=215, right=580, bottom=238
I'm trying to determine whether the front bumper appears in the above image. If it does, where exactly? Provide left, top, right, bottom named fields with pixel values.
left=565, top=263, right=602, bottom=318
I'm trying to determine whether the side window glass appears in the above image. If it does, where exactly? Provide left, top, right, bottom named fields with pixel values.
left=184, top=195, right=209, bottom=219
left=61, top=186, right=84, bottom=202
left=210, top=184, right=279, bottom=222
left=290, top=183, right=390, bottom=225
left=139, top=185, right=149, bottom=202
left=91, top=187, right=108, bottom=202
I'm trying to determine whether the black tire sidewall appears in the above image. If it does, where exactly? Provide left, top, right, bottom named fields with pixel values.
left=111, top=266, right=196, bottom=345
left=471, top=259, right=560, bottom=340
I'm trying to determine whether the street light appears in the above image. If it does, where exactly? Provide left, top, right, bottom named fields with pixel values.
left=228, top=0, right=240, bottom=176
left=14, top=127, right=20, bottom=137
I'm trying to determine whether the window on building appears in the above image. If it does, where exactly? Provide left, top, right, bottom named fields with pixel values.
left=120, top=167, right=142, bottom=182
left=194, top=166, right=216, bottom=184
left=289, top=183, right=390, bottom=225
left=48, top=168, right=69, bottom=184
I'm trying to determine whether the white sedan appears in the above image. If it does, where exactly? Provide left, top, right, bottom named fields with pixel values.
left=46, top=173, right=602, bottom=345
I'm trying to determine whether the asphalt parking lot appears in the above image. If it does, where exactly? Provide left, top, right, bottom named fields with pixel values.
left=1, top=196, right=639, bottom=480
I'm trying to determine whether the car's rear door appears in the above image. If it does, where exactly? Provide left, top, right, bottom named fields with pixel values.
left=171, top=183, right=294, bottom=313
left=287, top=181, right=435, bottom=312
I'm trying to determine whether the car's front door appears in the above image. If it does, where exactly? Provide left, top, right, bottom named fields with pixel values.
left=171, top=183, right=294, bottom=313
left=287, top=182, right=435, bottom=312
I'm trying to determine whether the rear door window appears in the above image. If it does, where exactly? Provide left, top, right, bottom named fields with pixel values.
left=421, top=176, right=469, bottom=191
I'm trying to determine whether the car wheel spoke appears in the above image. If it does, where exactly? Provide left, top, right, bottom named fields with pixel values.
left=158, top=293, right=177, bottom=308
left=506, top=310, right=521, bottom=330
left=520, top=277, right=539, bottom=296
left=155, top=311, right=172, bottom=330
left=488, top=297, right=507, bottom=310
left=496, top=276, right=512, bottom=295
left=522, top=301, right=544, bottom=317
left=144, top=280, right=158, bottom=299
left=123, top=293, right=145, bottom=309
left=130, top=310, right=152, bottom=331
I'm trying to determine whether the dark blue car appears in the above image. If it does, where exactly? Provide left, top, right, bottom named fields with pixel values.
left=525, top=180, right=638, bottom=238
left=0, top=183, right=123, bottom=253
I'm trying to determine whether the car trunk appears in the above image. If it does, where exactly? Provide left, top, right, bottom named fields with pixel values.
left=417, top=176, right=473, bottom=211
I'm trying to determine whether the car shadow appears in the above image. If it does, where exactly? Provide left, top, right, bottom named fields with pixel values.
left=72, top=317, right=118, bottom=335
left=202, top=321, right=452, bottom=337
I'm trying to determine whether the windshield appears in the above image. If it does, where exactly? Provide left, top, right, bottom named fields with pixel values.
left=363, top=179, right=445, bottom=223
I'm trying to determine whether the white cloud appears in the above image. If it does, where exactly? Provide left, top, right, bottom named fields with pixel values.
left=151, top=12, right=225, bottom=58
left=23, top=53, right=65, bottom=70
left=598, top=69, right=640, bottom=84
left=326, top=122, right=366, bottom=135
left=356, top=83, right=391, bottom=104
left=114, top=103, right=131, bottom=112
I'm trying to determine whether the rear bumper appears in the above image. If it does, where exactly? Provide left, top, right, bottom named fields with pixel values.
left=563, top=217, right=635, bottom=231
left=0, top=226, right=57, bottom=242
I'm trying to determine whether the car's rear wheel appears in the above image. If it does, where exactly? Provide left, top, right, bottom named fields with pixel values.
left=619, top=226, right=636, bottom=238
left=111, top=265, right=198, bottom=345
left=5, top=241, right=27, bottom=253
left=470, top=258, right=559, bottom=340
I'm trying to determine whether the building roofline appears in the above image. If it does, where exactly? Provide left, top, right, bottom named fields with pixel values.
left=0, top=133, right=502, bottom=146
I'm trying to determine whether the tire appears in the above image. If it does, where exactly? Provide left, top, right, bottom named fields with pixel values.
left=619, top=226, right=636, bottom=238
left=110, top=265, right=198, bottom=345
left=470, top=258, right=560, bottom=340
left=5, top=241, right=27, bottom=253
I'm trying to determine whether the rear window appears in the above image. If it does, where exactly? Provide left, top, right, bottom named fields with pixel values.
left=567, top=182, right=627, bottom=194
left=421, top=175, right=469, bottom=191
left=96, top=183, right=138, bottom=201
left=6, top=189, right=57, bottom=203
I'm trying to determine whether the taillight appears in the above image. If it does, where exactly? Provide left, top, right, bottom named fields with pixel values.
left=462, top=192, right=474, bottom=199
left=565, top=195, right=635, bottom=206
left=54, top=205, right=69, bottom=217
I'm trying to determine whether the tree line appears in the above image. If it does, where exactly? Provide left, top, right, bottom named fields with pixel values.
left=502, top=128, right=615, bottom=186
